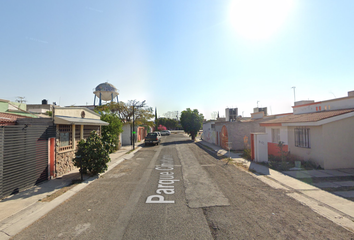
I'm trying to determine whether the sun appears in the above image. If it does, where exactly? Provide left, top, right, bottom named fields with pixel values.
left=228, top=0, right=296, bottom=40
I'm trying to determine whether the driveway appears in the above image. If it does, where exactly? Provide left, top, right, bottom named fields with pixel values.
left=283, top=169, right=354, bottom=201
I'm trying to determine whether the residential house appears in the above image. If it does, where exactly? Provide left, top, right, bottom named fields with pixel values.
left=0, top=112, right=31, bottom=126
left=26, top=99, right=55, bottom=118
left=0, top=106, right=109, bottom=198
left=52, top=107, right=109, bottom=176
left=0, top=99, right=37, bottom=118
left=203, top=108, right=275, bottom=150
left=253, top=91, right=354, bottom=169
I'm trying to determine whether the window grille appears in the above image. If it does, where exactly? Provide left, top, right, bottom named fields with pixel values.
left=59, top=125, right=72, bottom=151
left=294, top=127, right=310, bottom=148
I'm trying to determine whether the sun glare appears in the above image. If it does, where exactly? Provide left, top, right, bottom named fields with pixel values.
left=229, top=0, right=296, bottom=40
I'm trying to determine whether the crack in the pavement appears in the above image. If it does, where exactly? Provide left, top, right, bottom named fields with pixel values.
left=202, top=207, right=218, bottom=240
left=0, top=230, right=10, bottom=236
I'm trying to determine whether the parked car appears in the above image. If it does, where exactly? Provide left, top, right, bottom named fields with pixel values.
left=144, top=132, right=161, bottom=146
left=161, top=130, right=171, bottom=136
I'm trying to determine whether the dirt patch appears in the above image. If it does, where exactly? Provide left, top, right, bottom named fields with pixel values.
left=39, top=181, right=81, bottom=202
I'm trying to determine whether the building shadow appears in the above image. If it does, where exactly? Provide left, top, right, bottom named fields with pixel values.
left=161, top=140, right=194, bottom=146
left=1, top=172, right=89, bottom=203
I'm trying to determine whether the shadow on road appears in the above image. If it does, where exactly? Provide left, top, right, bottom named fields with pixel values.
left=161, top=140, right=194, bottom=146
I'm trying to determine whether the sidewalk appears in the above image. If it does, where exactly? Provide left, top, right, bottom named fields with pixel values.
left=196, top=139, right=354, bottom=233
left=0, top=145, right=142, bottom=240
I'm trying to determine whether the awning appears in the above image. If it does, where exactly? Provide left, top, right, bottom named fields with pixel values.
left=54, top=116, right=109, bottom=126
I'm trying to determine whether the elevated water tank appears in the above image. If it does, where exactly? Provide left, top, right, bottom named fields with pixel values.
left=93, top=82, right=119, bottom=106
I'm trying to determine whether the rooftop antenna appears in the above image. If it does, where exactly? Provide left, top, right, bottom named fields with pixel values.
left=257, top=101, right=260, bottom=108
left=329, top=91, right=336, bottom=98
left=291, top=86, right=296, bottom=103
left=16, top=96, right=26, bottom=103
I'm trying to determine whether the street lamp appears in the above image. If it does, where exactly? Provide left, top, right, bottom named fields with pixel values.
left=132, top=100, right=146, bottom=150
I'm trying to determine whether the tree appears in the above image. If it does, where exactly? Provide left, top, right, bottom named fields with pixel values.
left=73, top=131, right=110, bottom=175
left=156, top=117, right=178, bottom=130
left=180, top=108, right=204, bottom=140
left=95, top=100, right=154, bottom=127
left=157, top=124, right=167, bottom=131
left=100, top=113, right=123, bottom=153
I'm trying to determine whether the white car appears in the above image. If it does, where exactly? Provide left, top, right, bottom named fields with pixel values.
left=161, top=130, right=171, bottom=136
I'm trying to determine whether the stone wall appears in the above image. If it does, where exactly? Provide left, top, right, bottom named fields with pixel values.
left=55, top=137, right=76, bottom=177
left=55, top=150, right=76, bottom=177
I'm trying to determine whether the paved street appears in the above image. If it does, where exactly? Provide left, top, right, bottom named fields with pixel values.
left=12, top=133, right=354, bottom=239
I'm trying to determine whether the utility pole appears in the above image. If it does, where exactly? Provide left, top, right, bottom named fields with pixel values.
left=292, top=86, right=296, bottom=103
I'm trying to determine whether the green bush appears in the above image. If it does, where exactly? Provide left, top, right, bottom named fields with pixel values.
left=73, top=131, right=111, bottom=175
left=242, top=148, right=252, bottom=160
left=100, top=113, right=123, bottom=153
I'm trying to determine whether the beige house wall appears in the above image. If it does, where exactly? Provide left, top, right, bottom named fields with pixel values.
left=55, top=108, right=100, bottom=119
left=288, top=116, right=354, bottom=169
left=288, top=126, right=324, bottom=168
left=322, top=117, right=354, bottom=169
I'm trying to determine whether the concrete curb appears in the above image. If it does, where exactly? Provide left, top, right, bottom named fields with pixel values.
left=0, top=146, right=143, bottom=240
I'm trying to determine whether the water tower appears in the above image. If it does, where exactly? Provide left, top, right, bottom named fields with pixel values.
left=93, top=82, right=119, bottom=106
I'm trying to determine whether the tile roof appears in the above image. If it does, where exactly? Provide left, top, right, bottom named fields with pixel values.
left=260, top=109, right=354, bottom=125
left=0, top=112, right=30, bottom=125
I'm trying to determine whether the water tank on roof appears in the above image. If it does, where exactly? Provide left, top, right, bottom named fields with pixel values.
left=42, top=99, right=48, bottom=105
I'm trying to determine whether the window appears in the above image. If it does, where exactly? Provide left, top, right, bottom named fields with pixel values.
left=271, top=128, right=280, bottom=143
left=59, top=125, right=72, bottom=151
left=295, top=127, right=310, bottom=148
left=84, top=125, right=100, bottom=138
left=211, top=124, right=215, bottom=129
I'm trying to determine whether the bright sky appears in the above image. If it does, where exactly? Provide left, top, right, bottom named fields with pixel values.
left=1, top=0, right=354, bottom=119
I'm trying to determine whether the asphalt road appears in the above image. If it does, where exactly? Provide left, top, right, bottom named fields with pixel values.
left=13, top=133, right=354, bottom=239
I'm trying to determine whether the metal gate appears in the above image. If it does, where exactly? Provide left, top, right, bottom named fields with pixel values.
left=0, top=125, right=53, bottom=199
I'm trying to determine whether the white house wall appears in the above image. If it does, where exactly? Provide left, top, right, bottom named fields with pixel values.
left=121, top=123, right=131, bottom=146
left=202, top=121, right=216, bottom=145
left=254, top=134, right=268, bottom=162
left=265, top=126, right=288, bottom=144
left=293, top=96, right=354, bottom=114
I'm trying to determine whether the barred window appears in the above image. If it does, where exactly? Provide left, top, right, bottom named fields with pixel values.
left=59, top=125, right=72, bottom=151
left=295, top=127, right=310, bottom=148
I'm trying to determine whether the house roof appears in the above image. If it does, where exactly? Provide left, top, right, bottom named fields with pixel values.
left=0, top=112, right=31, bottom=126
left=260, top=109, right=354, bottom=127
left=54, top=116, right=109, bottom=126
